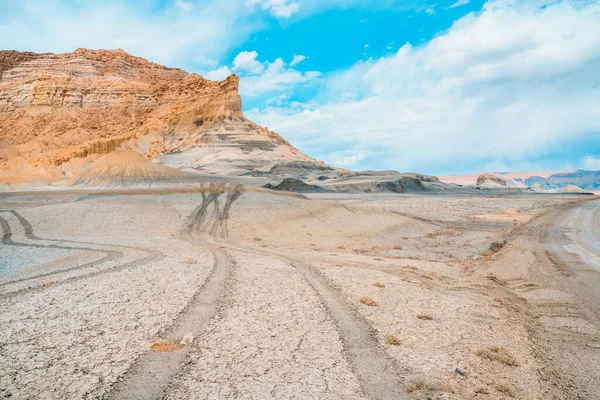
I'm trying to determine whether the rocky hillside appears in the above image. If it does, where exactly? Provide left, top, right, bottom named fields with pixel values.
left=0, top=48, right=327, bottom=186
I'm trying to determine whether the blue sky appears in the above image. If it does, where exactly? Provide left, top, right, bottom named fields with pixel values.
left=1, top=0, right=600, bottom=175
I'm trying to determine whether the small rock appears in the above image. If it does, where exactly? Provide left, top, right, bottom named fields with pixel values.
left=181, top=332, right=194, bottom=345
left=488, top=242, right=504, bottom=252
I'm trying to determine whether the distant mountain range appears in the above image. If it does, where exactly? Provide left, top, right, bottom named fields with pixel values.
left=441, top=170, right=600, bottom=193
left=531, top=170, right=600, bottom=191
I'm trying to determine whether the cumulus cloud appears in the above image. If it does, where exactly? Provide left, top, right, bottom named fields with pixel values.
left=233, top=51, right=265, bottom=74
left=248, top=0, right=600, bottom=173
left=203, top=66, right=233, bottom=80
left=290, top=54, right=307, bottom=66
left=207, top=51, right=321, bottom=97
left=583, top=156, right=600, bottom=171
left=241, top=67, right=321, bottom=97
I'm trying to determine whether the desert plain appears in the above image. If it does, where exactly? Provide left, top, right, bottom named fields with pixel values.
left=1, top=186, right=599, bottom=400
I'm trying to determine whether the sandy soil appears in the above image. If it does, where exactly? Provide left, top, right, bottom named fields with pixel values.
left=1, top=187, right=599, bottom=399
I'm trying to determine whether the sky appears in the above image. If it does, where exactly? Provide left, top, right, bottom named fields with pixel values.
left=1, top=0, right=600, bottom=175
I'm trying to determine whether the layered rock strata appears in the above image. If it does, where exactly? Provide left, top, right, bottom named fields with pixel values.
left=0, top=48, right=326, bottom=186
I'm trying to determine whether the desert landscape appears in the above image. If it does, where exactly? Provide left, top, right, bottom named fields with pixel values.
left=1, top=46, right=600, bottom=400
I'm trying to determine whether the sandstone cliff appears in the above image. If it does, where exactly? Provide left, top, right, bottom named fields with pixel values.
left=0, top=48, right=326, bottom=186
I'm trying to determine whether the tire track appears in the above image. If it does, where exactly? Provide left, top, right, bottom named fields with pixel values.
left=290, top=258, right=409, bottom=400
left=216, top=185, right=243, bottom=239
left=107, top=185, right=244, bottom=399
left=179, top=184, right=408, bottom=398
left=0, top=214, right=121, bottom=285
left=0, top=214, right=12, bottom=244
left=183, top=183, right=243, bottom=238
left=9, top=210, right=43, bottom=240
left=0, top=210, right=164, bottom=296
left=106, top=246, right=234, bottom=400
left=183, top=189, right=221, bottom=235
left=207, top=185, right=243, bottom=238
left=221, top=241, right=409, bottom=400
left=173, top=186, right=407, bottom=399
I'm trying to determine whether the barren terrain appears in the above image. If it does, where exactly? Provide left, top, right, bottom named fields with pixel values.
left=1, top=187, right=599, bottom=399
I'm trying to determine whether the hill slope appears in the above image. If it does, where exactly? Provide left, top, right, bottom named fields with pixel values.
left=66, top=150, right=195, bottom=188
left=0, top=48, right=328, bottom=185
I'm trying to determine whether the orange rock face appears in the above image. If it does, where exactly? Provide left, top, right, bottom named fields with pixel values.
left=1, top=48, right=316, bottom=185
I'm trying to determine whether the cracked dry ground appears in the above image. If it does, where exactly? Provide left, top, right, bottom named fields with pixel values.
left=1, top=188, right=599, bottom=399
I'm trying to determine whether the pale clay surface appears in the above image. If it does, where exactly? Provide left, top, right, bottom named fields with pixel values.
left=1, top=190, right=599, bottom=399
left=166, top=250, right=364, bottom=400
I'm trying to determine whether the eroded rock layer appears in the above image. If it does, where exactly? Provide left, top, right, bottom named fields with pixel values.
left=0, top=48, right=326, bottom=186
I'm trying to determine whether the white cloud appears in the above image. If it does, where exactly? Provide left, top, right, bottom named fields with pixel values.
left=212, top=51, right=320, bottom=97
left=266, top=58, right=285, bottom=74
left=251, top=0, right=433, bottom=19
left=249, top=0, right=300, bottom=18
left=425, top=6, right=436, bottom=15
left=203, top=66, right=233, bottom=80
left=583, top=156, right=600, bottom=171
left=387, top=41, right=395, bottom=50
left=248, top=0, right=600, bottom=173
left=237, top=0, right=441, bottom=21
left=240, top=69, right=321, bottom=97
left=238, top=55, right=321, bottom=97
left=290, top=54, right=307, bottom=66
left=175, top=0, right=194, bottom=12
left=265, top=92, right=293, bottom=107
left=0, top=0, right=439, bottom=71
left=0, top=0, right=257, bottom=70
left=447, top=0, right=469, bottom=9
left=265, top=0, right=438, bottom=18
left=233, top=50, right=265, bottom=74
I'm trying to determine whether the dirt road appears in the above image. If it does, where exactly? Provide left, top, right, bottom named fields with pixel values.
left=483, top=198, right=600, bottom=399
left=545, top=200, right=600, bottom=398
left=551, top=200, right=600, bottom=273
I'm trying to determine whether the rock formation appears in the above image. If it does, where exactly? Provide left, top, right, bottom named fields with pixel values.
left=263, top=178, right=327, bottom=193
left=313, top=171, right=463, bottom=193
left=0, top=48, right=327, bottom=187
left=476, top=173, right=507, bottom=189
